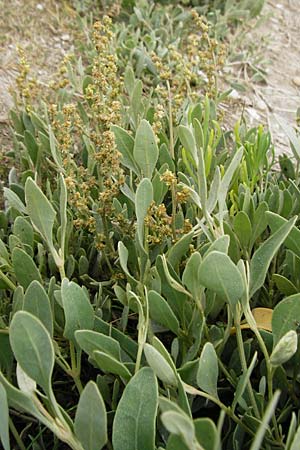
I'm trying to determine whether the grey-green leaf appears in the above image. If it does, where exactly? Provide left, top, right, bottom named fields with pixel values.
left=267, top=212, right=300, bottom=257
left=148, top=291, right=180, bottom=335
left=197, top=342, right=219, bottom=398
left=112, top=367, right=158, bottom=450
left=249, top=216, right=296, bottom=297
left=233, top=211, right=252, bottom=248
left=0, top=383, right=10, bottom=450
left=9, top=311, right=54, bottom=393
left=161, top=411, right=196, bottom=449
left=133, top=120, right=158, bottom=178
left=144, top=343, right=178, bottom=387
left=25, top=177, right=56, bottom=248
left=74, top=381, right=107, bottom=450
left=178, top=125, right=198, bottom=165
left=272, top=294, right=300, bottom=346
left=198, top=251, right=244, bottom=307
left=61, top=279, right=94, bottom=343
left=93, top=351, right=131, bottom=380
left=135, top=178, right=153, bottom=249
left=12, top=248, right=42, bottom=289
left=112, top=125, right=140, bottom=175
left=3, top=188, right=27, bottom=215
left=23, top=281, right=53, bottom=337
left=75, top=330, right=121, bottom=360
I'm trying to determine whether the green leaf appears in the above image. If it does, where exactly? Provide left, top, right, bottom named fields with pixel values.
left=290, top=422, right=300, bottom=450
left=272, top=294, right=300, bottom=346
left=178, top=125, right=198, bottom=165
left=24, top=130, right=39, bottom=165
left=197, top=342, right=219, bottom=398
left=74, top=381, right=107, bottom=450
left=161, top=411, right=196, bottom=449
left=25, top=177, right=56, bottom=250
left=9, top=311, right=54, bottom=392
left=233, top=211, right=252, bottom=248
left=12, top=248, right=42, bottom=289
left=218, top=148, right=243, bottom=217
left=267, top=212, right=300, bottom=257
left=133, top=120, right=158, bottom=178
left=75, top=330, right=121, bottom=360
left=144, top=343, right=178, bottom=387
left=250, top=201, right=268, bottom=247
left=148, top=291, right=180, bottom=335
left=0, top=383, right=10, bottom=450
left=0, top=372, right=45, bottom=423
left=270, top=330, right=298, bottom=366
left=23, top=281, right=53, bottom=337
left=112, top=367, right=158, bottom=450
left=198, top=251, right=244, bottom=307
left=204, top=235, right=230, bottom=256
left=232, top=352, right=257, bottom=411
left=249, top=216, right=296, bottom=297
left=272, top=274, right=297, bottom=296
left=3, top=188, right=27, bottom=214
left=249, top=391, right=280, bottom=450
left=194, top=118, right=207, bottom=207
left=194, top=418, right=219, bottom=450
left=13, top=217, right=34, bottom=248
left=112, top=125, right=140, bottom=175
left=135, top=178, right=153, bottom=249
left=61, top=279, right=94, bottom=343
left=182, top=252, right=202, bottom=300
left=167, top=231, right=194, bottom=268
left=118, top=241, right=137, bottom=285
left=93, top=351, right=131, bottom=380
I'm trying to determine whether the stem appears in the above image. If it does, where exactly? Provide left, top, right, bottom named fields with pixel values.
left=166, top=80, right=174, bottom=159
left=9, top=418, right=26, bottom=450
left=234, top=310, right=260, bottom=419
left=70, top=342, right=83, bottom=394
left=0, top=269, right=16, bottom=291
left=182, top=382, right=255, bottom=437
left=171, top=184, right=177, bottom=241
left=245, top=307, right=281, bottom=441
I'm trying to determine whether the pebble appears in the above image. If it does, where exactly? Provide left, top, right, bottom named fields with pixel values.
left=36, top=3, right=44, bottom=10
left=292, top=77, right=300, bottom=87
left=256, top=99, right=267, bottom=111
left=61, top=34, right=70, bottom=42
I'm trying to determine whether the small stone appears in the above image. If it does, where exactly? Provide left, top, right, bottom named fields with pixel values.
left=228, top=89, right=240, bottom=100
left=61, top=34, right=70, bottom=42
left=256, top=99, right=267, bottom=111
left=292, top=77, right=300, bottom=87
left=36, top=3, right=44, bottom=10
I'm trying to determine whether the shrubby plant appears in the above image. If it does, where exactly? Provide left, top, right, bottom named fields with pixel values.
left=2, top=0, right=300, bottom=449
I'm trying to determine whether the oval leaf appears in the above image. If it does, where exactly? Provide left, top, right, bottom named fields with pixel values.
left=74, top=381, right=107, bottom=450
left=133, top=120, right=158, bottom=178
left=25, top=177, right=56, bottom=248
left=23, top=281, right=53, bottom=337
left=9, top=311, right=54, bottom=392
left=112, top=367, right=158, bottom=450
left=250, top=216, right=296, bottom=297
left=198, top=251, right=244, bottom=307
left=197, top=342, right=219, bottom=399
left=61, top=279, right=94, bottom=343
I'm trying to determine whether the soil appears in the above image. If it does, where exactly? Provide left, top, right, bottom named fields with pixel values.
left=0, top=0, right=299, bottom=160
left=223, top=0, right=300, bottom=156
left=0, top=0, right=78, bottom=155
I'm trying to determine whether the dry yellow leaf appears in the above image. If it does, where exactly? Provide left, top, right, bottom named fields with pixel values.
left=231, top=307, right=273, bottom=334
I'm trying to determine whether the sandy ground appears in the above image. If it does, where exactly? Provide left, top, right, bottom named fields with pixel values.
left=224, top=0, right=300, bottom=156
left=0, top=0, right=299, bottom=159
